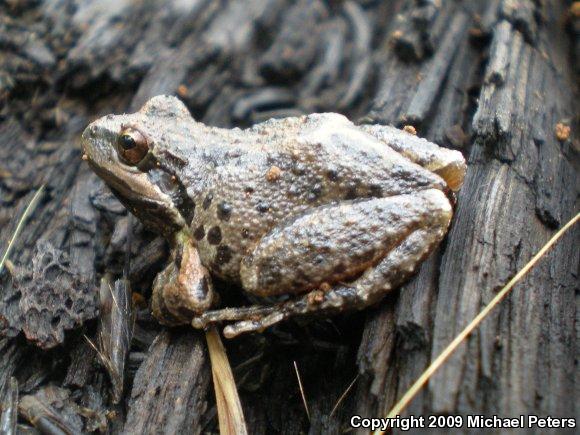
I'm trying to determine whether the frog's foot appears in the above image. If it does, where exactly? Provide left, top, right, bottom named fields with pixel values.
left=195, top=189, right=453, bottom=338
left=191, top=305, right=279, bottom=329
left=152, top=240, right=216, bottom=325
left=191, top=303, right=293, bottom=337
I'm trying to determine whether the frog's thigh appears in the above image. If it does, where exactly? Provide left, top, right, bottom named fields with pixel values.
left=151, top=241, right=215, bottom=325
left=361, top=124, right=466, bottom=191
left=240, top=188, right=452, bottom=299
left=223, top=189, right=452, bottom=337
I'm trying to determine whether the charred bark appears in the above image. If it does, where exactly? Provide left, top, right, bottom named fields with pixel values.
left=0, top=1, right=577, bottom=434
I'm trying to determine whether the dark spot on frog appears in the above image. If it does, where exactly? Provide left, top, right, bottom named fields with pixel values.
left=416, top=178, right=433, bottom=187
left=326, top=169, right=340, bottom=182
left=177, top=189, right=195, bottom=223
left=207, top=226, right=222, bottom=244
left=217, top=202, right=232, bottom=221
left=333, top=263, right=346, bottom=274
left=203, top=193, right=213, bottom=210
left=241, top=228, right=252, bottom=239
left=256, top=202, right=270, bottom=213
left=308, top=183, right=323, bottom=202
left=244, top=186, right=255, bottom=195
left=288, top=184, right=301, bottom=197
left=369, top=184, right=382, bottom=197
left=344, top=185, right=358, bottom=200
left=194, top=225, right=205, bottom=240
left=215, top=245, right=233, bottom=265
left=225, top=150, right=242, bottom=159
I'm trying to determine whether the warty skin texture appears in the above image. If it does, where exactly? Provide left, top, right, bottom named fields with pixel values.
left=81, top=95, right=466, bottom=337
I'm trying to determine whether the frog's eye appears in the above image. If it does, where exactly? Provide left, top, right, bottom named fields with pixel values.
left=117, top=128, right=149, bottom=165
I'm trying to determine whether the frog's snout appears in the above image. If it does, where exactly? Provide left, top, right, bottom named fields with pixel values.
left=80, top=124, right=93, bottom=153
left=81, top=117, right=123, bottom=168
left=80, top=122, right=104, bottom=162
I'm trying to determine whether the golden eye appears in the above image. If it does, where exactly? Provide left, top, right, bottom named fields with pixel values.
left=117, top=127, right=149, bottom=165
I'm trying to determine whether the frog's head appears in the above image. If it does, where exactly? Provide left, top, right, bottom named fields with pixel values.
left=81, top=95, right=196, bottom=236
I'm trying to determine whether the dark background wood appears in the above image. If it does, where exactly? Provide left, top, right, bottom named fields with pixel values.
left=1, top=0, right=578, bottom=433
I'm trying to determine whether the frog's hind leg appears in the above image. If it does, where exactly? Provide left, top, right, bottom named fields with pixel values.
left=191, top=188, right=452, bottom=338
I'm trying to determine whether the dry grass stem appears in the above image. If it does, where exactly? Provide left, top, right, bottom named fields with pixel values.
left=0, top=185, right=45, bottom=273
left=330, top=374, right=359, bottom=418
left=293, top=361, right=310, bottom=421
left=375, top=212, right=579, bottom=435
left=206, top=327, right=248, bottom=435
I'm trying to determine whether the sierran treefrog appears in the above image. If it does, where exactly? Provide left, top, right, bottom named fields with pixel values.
left=81, top=95, right=466, bottom=338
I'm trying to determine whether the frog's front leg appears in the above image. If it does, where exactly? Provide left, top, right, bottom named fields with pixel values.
left=192, top=188, right=452, bottom=338
left=152, top=237, right=216, bottom=325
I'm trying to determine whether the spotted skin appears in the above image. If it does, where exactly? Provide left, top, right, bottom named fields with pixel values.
left=81, top=95, right=466, bottom=336
left=176, top=112, right=449, bottom=283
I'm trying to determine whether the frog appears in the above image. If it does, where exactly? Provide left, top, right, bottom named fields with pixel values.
left=81, top=95, right=466, bottom=338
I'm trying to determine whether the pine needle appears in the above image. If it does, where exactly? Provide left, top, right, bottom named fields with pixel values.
left=375, top=212, right=579, bottom=434
left=330, top=374, right=359, bottom=418
left=0, top=185, right=45, bottom=274
left=293, top=361, right=310, bottom=421
left=206, top=327, right=248, bottom=435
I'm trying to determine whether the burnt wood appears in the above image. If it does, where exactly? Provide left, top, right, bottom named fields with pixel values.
left=0, top=1, right=578, bottom=434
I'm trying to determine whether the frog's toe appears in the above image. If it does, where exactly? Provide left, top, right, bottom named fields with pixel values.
left=191, top=305, right=278, bottom=330
left=223, top=312, right=286, bottom=339
left=191, top=315, right=210, bottom=329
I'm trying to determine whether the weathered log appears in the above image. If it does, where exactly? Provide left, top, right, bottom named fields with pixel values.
left=0, top=0, right=577, bottom=433
left=355, top=1, right=579, bottom=430
left=123, top=330, right=211, bottom=435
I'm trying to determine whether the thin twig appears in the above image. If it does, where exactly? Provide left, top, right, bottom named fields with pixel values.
left=0, top=185, right=45, bottom=273
left=330, top=374, right=359, bottom=418
left=293, top=361, right=310, bottom=421
left=374, top=212, right=579, bottom=434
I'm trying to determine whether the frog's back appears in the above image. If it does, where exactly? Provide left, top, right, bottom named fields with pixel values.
left=241, top=113, right=447, bottom=205
left=191, top=113, right=446, bottom=283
